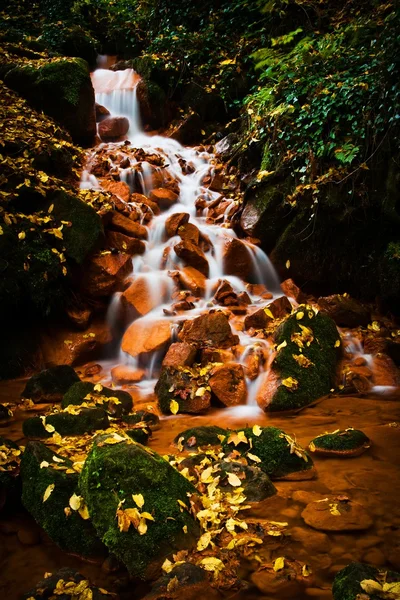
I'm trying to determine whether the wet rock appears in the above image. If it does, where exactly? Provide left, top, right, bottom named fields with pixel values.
left=122, top=411, right=160, bottom=430
left=122, top=276, right=168, bottom=316
left=257, top=306, right=341, bottom=412
left=281, top=278, right=307, bottom=303
left=165, top=212, right=190, bottom=238
left=106, top=230, right=146, bottom=254
left=111, top=365, right=146, bottom=385
left=302, top=498, right=373, bottom=531
left=222, top=237, right=254, bottom=280
left=209, top=363, right=247, bottom=406
left=95, top=102, right=110, bottom=121
left=22, top=568, right=114, bottom=600
left=79, top=433, right=200, bottom=579
left=244, top=308, right=269, bottom=330
left=122, top=318, right=171, bottom=358
left=162, top=342, right=197, bottom=369
left=267, top=295, right=293, bottom=319
left=222, top=426, right=315, bottom=480
left=0, top=437, right=21, bottom=495
left=318, top=294, right=370, bottom=327
left=102, top=180, right=131, bottom=202
left=143, top=562, right=221, bottom=600
left=66, top=305, right=92, bottom=330
left=109, top=210, right=148, bottom=239
left=243, top=345, right=266, bottom=380
left=290, top=526, right=331, bottom=553
left=371, top=353, right=400, bottom=386
left=21, top=365, right=80, bottom=403
left=98, top=116, right=129, bottom=141
left=0, top=404, right=13, bottom=425
left=155, top=367, right=212, bottom=414
left=84, top=363, right=102, bottom=377
left=174, top=240, right=209, bottom=276
left=174, top=426, right=227, bottom=450
left=309, top=428, right=370, bottom=458
left=178, top=222, right=201, bottom=246
left=81, top=252, right=132, bottom=297
left=216, top=460, right=277, bottom=502
left=20, top=442, right=105, bottom=559
left=344, top=367, right=372, bottom=394
left=126, top=427, right=151, bottom=445
left=178, top=311, right=239, bottom=349
left=332, top=562, right=400, bottom=600
left=23, top=407, right=109, bottom=438
left=251, top=558, right=312, bottom=598
left=174, top=266, right=207, bottom=296
left=150, top=187, right=179, bottom=210
left=136, top=78, right=168, bottom=130
left=214, top=133, right=239, bottom=161
left=61, top=381, right=133, bottom=417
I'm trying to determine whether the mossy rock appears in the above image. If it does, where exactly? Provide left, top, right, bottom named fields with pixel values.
left=122, top=411, right=160, bottom=430
left=332, top=562, right=400, bottom=600
left=21, top=365, right=80, bottom=403
left=20, top=441, right=106, bottom=559
left=4, top=57, right=96, bottom=144
left=309, top=429, right=370, bottom=458
left=22, top=407, right=109, bottom=438
left=0, top=403, right=13, bottom=424
left=0, top=436, right=21, bottom=492
left=22, top=567, right=113, bottom=600
left=155, top=368, right=211, bottom=415
left=126, top=427, right=150, bottom=445
left=143, top=563, right=218, bottom=600
left=62, top=381, right=132, bottom=417
left=216, top=460, right=277, bottom=502
left=173, top=426, right=228, bottom=450
left=222, top=426, right=314, bottom=480
left=267, top=306, right=341, bottom=411
left=79, top=434, right=200, bottom=579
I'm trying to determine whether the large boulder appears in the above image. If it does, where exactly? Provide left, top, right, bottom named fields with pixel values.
left=23, top=407, right=109, bottom=438
left=98, top=116, right=129, bottom=141
left=61, top=381, right=133, bottom=417
left=333, top=562, right=400, bottom=600
left=121, top=319, right=172, bottom=358
left=21, top=365, right=80, bottom=403
left=79, top=433, right=200, bottom=579
left=222, top=237, right=254, bottom=280
left=174, top=240, right=209, bottom=276
left=309, top=428, right=370, bottom=458
left=257, top=306, right=341, bottom=412
left=155, top=367, right=212, bottom=415
left=81, top=252, right=132, bottom=298
left=317, top=294, right=370, bottom=327
left=136, top=79, right=168, bottom=129
left=208, top=363, right=247, bottom=406
left=178, top=311, right=239, bottom=349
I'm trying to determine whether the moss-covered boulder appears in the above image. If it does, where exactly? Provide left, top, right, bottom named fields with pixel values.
left=22, top=568, right=113, bottom=600
left=257, top=306, right=341, bottom=412
left=4, top=57, right=96, bottom=144
left=79, top=433, right=200, bottom=579
left=20, top=441, right=106, bottom=559
left=21, top=365, right=80, bottom=403
left=122, top=410, right=160, bottom=430
left=62, top=381, right=132, bottom=417
left=332, top=562, right=400, bottom=600
left=309, top=428, right=370, bottom=458
left=40, top=23, right=99, bottom=67
left=155, top=367, right=212, bottom=415
left=23, top=407, right=109, bottom=438
left=174, top=426, right=228, bottom=450
left=216, top=460, right=277, bottom=502
left=222, top=426, right=314, bottom=480
left=126, top=427, right=150, bottom=445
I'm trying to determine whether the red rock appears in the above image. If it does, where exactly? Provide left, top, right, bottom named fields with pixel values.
left=162, top=342, right=197, bottom=368
left=109, top=211, right=148, bottom=239
left=222, top=237, right=254, bottom=280
left=84, top=363, right=102, bottom=377
left=81, top=252, right=132, bottom=297
left=243, top=346, right=266, bottom=380
left=111, top=365, right=146, bottom=385
left=256, top=364, right=279, bottom=411
left=66, top=306, right=92, bottom=330
left=244, top=308, right=268, bottom=331
left=95, top=103, right=110, bottom=121
left=251, top=559, right=310, bottom=598
left=208, top=173, right=225, bottom=192
left=209, top=363, right=247, bottom=406
left=101, top=180, right=131, bottom=202
left=173, top=266, right=206, bottom=296
left=281, top=278, right=306, bottom=302
left=121, top=319, right=172, bottom=357
left=150, top=188, right=179, bottom=210
left=106, top=230, right=146, bottom=255
left=371, top=354, right=400, bottom=386
left=165, top=212, right=190, bottom=238
left=363, top=336, right=388, bottom=355
left=201, top=348, right=236, bottom=364
left=318, top=294, right=370, bottom=328
left=174, top=240, right=209, bottom=277
left=122, top=276, right=167, bottom=316
left=178, top=311, right=239, bottom=348
left=266, top=296, right=293, bottom=320
left=98, top=116, right=129, bottom=140
left=178, top=222, right=200, bottom=246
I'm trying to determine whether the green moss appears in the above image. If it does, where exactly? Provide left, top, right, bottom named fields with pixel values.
left=312, top=429, right=369, bottom=452
left=155, top=367, right=207, bottom=415
left=269, top=306, right=340, bottom=411
left=126, top=427, right=150, bottom=445
left=61, top=381, right=132, bottom=417
left=20, top=441, right=105, bottom=559
left=79, top=435, right=200, bottom=579
left=22, top=365, right=80, bottom=403
left=222, top=426, right=313, bottom=480
left=23, top=407, right=109, bottom=438
left=332, top=562, right=400, bottom=600
left=174, top=426, right=228, bottom=449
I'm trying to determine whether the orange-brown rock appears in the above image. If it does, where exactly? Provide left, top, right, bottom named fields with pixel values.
left=266, top=295, right=293, bottom=320
left=222, top=237, right=254, bottom=280
left=209, top=363, right=247, bottom=406
left=176, top=267, right=206, bottom=296
left=95, top=103, right=110, bottom=121
left=81, top=252, right=132, bottom=297
left=122, top=276, right=168, bottom=316
left=106, top=230, right=146, bottom=255
left=244, top=308, right=268, bottom=331
left=98, top=116, right=129, bottom=140
left=243, top=346, right=266, bottom=380
left=301, top=498, right=373, bottom=531
left=178, top=311, right=239, bottom=348
left=66, top=305, right=92, bottom=330
left=371, top=354, right=400, bottom=386
left=101, top=180, right=131, bottom=202
left=174, top=240, right=209, bottom=277
left=165, top=212, right=190, bottom=238
left=109, top=211, right=148, bottom=239
left=149, top=188, right=179, bottom=210
left=140, top=163, right=165, bottom=191
left=256, top=365, right=279, bottom=411
left=178, top=222, right=200, bottom=246
left=281, top=278, right=306, bottom=302
left=121, top=319, right=172, bottom=357
left=201, top=348, right=236, bottom=364
left=251, top=559, right=311, bottom=598
left=111, top=365, right=146, bottom=385
left=162, top=342, right=197, bottom=368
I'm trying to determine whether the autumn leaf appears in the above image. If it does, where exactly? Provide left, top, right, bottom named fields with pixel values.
left=227, top=472, right=242, bottom=487
left=197, top=531, right=212, bottom=551
left=273, top=556, right=285, bottom=571
left=227, top=431, right=249, bottom=446
left=252, top=425, right=262, bottom=437
left=43, top=484, right=55, bottom=502
left=170, top=399, right=179, bottom=414
left=132, top=493, right=144, bottom=508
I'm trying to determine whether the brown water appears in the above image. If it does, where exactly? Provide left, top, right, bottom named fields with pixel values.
left=1, top=377, right=400, bottom=599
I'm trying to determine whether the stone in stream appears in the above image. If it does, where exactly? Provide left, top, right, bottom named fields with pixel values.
left=121, top=319, right=172, bottom=358
left=215, top=460, right=277, bottom=502
left=143, top=562, right=221, bottom=600
left=281, top=278, right=307, bottom=302
left=61, top=381, right=133, bottom=417
left=173, top=266, right=207, bottom=296
left=308, top=428, right=371, bottom=458
left=165, top=212, right=190, bottom=238
left=162, top=342, right=197, bottom=369
left=244, top=296, right=292, bottom=331
left=155, top=367, right=212, bottom=414
left=81, top=252, right=132, bottom=297
left=251, top=558, right=313, bottom=598
left=301, top=497, right=373, bottom=531
left=106, top=230, right=146, bottom=255
left=257, top=305, right=341, bottom=412
left=332, top=562, right=400, bottom=600
left=178, top=222, right=201, bottom=246
left=108, top=210, right=148, bottom=239
left=222, top=426, right=315, bottom=480
left=150, top=188, right=179, bottom=210
left=208, top=363, right=247, bottom=407
left=101, top=179, right=131, bottom=202
left=122, top=276, right=169, bottom=316
left=126, top=427, right=151, bottom=445
left=178, top=311, right=239, bottom=349
left=98, top=115, right=129, bottom=140
left=22, top=568, right=114, bottom=600
left=20, top=441, right=106, bottom=559
left=318, top=293, right=370, bottom=328
left=0, top=404, right=13, bottom=425
left=21, top=365, right=80, bottom=403
left=174, top=239, right=209, bottom=277
left=222, top=237, right=255, bottom=280
left=173, top=426, right=228, bottom=450
left=122, top=411, right=160, bottom=430
left=111, top=365, right=146, bottom=385
left=95, top=102, right=110, bottom=121
left=23, top=407, right=109, bottom=438
left=79, top=433, right=200, bottom=580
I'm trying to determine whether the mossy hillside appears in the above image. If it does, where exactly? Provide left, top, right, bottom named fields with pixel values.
left=311, top=429, right=370, bottom=452
left=174, top=426, right=228, bottom=450
left=23, top=407, right=109, bottom=438
left=270, top=307, right=341, bottom=411
left=20, top=441, right=105, bottom=558
left=22, top=365, right=80, bottom=403
left=62, top=381, right=133, bottom=417
left=332, top=562, right=400, bottom=600
left=222, top=426, right=313, bottom=480
left=79, top=435, right=200, bottom=579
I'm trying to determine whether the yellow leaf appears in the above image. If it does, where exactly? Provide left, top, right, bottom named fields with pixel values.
left=309, top=441, right=316, bottom=452
left=334, top=339, right=341, bottom=348
left=40, top=460, right=49, bottom=469
left=227, top=472, right=242, bottom=487
left=132, top=493, right=144, bottom=508
left=197, top=532, right=212, bottom=551
left=94, top=383, right=103, bottom=392
left=276, top=340, right=287, bottom=351
left=138, top=518, right=148, bottom=535
left=296, top=311, right=304, bottom=320
left=329, top=503, right=341, bottom=516
left=43, top=484, right=55, bottom=502
left=286, top=260, right=290, bottom=269
left=200, top=557, right=225, bottom=575
left=360, top=580, right=383, bottom=594
left=0, top=226, right=3, bottom=235
left=69, top=493, right=82, bottom=511
left=48, top=204, right=54, bottom=213
left=227, top=431, right=249, bottom=446
left=217, top=434, right=226, bottom=443
left=281, top=377, right=299, bottom=389
left=170, top=399, right=179, bottom=414
left=141, top=512, right=154, bottom=521
left=18, top=231, right=26, bottom=240
left=220, top=58, right=236, bottom=65
left=273, top=557, right=285, bottom=571
left=195, top=387, right=207, bottom=397
left=302, top=564, right=312, bottom=577
left=264, top=307, right=274, bottom=319
left=252, top=425, right=262, bottom=437
left=78, top=504, right=90, bottom=520
left=247, top=452, right=261, bottom=463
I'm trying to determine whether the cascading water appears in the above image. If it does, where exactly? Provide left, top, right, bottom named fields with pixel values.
left=83, top=65, right=286, bottom=408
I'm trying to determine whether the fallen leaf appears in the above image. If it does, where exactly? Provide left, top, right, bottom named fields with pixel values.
left=43, top=484, right=55, bottom=502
